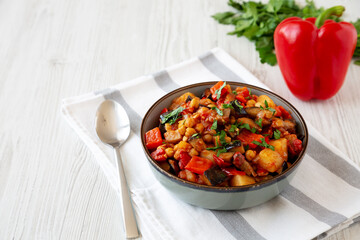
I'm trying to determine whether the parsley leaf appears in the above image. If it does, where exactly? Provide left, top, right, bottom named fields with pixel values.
left=211, top=107, right=224, bottom=116
left=214, top=81, right=227, bottom=100
left=222, top=103, right=234, bottom=109
left=190, top=133, right=201, bottom=139
left=216, top=148, right=227, bottom=156
left=229, top=124, right=237, bottom=133
left=232, top=90, right=237, bottom=94
left=273, top=129, right=281, bottom=139
left=211, top=120, right=218, bottom=130
left=252, top=138, right=275, bottom=151
left=160, top=107, right=184, bottom=125
left=212, top=0, right=353, bottom=66
left=233, top=100, right=243, bottom=110
left=255, top=118, right=263, bottom=128
left=260, top=100, right=276, bottom=116
left=238, top=123, right=256, bottom=133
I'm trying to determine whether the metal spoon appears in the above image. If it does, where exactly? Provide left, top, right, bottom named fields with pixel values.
left=95, top=99, right=139, bottom=239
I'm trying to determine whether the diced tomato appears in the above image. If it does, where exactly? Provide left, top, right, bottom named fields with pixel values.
left=222, top=167, right=246, bottom=176
left=277, top=106, right=292, bottom=119
left=145, top=127, right=163, bottom=150
left=213, top=155, right=232, bottom=168
left=210, top=81, right=228, bottom=100
left=160, top=108, right=168, bottom=114
left=150, top=147, right=167, bottom=161
left=185, top=156, right=213, bottom=174
left=237, top=87, right=250, bottom=98
left=256, top=167, right=268, bottom=176
left=179, top=150, right=192, bottom=170
left=288, top=138, right=303, bottom=156
left=235, top=94, right=247, bottom=103
left=237, top=130, right=264, bottom=149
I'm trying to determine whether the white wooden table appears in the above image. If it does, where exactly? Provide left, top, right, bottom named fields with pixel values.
left=0, top=0, right=359, bottom=239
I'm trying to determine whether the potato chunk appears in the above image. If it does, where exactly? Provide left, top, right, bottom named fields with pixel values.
left=256, top=95, right=276, bottom=108
left=164, top=130, right=182, bottom=144
left=258, top=148, right=284, bottom=172
left=269, top=138, right=288, bottom=161
left=169, top=92, right=196, bottom=110
left=230, top=175, right=255, bottom=186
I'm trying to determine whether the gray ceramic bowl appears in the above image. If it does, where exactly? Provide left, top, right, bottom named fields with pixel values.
left=140, top=81, right=308, bottom=210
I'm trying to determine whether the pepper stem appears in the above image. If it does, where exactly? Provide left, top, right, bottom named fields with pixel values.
left=315, top=6, right=345, bottom=28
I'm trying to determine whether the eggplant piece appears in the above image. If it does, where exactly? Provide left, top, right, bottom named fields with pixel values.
left=204, top=165, right=228, bottom=186
left=201, top=88, right=212, bottom=100
left=233, top=152, right=257, bottom=177
left=225, top=141, right=242, bottom=151
left=245, top=107, right=262, bottom=118
left=168, top=159, right=180, bottom=175
left=159, top=123, right=166, bottom=138
left=237, top=117, right=261, bottom=131
left=159, top=111, right=171, bottom=124
left=158, top=161, right=170, bottom=172
left=298, top=134, right=305, bottom=141
left=231, top=100, right=247, bottom=116
left=185, top=95, right=193, bottom=103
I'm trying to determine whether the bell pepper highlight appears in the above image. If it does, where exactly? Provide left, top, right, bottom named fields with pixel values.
left=213, top=155, right=232, bottom=168
left=145, top=127, right=163, bottom=150
left=274, top=6, right=357, bottom=100
left=185, top=156, right=213, bottom=174
left=150, top=148, right=167, bottom=161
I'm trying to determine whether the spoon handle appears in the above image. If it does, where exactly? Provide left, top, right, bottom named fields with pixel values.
left=114, top=147, right=140, bottom=239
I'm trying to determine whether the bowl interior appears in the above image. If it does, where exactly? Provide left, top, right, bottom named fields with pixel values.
left=141, top=81, right=308, bottom=191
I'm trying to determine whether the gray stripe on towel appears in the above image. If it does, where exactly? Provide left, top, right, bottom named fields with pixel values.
left=199, top=52, right=245, bottom=82
left=307, top=136, right=360, bottom=189
left=153, top=70, right=180, bottom=92
left=281, top=185, right=347, bottom=227
left=212, top=211, right=266, bottom=240
left=96, top=88, right=141, bottom=135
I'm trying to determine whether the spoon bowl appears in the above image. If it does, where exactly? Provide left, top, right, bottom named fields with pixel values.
left=95, top=99, right=139, bottom=239
left=95, top=100, right=130, bottom=147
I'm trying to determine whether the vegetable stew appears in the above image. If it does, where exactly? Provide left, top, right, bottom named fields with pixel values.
left=145, top=81, right=303, bottom=187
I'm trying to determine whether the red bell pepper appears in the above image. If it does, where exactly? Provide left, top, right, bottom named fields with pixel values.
left=274, top=6, right=357, bottom=100
left=145, top=127, right=163, bottom=150
left=222, top=167, right=245, bottom=176
left=185, top=156, right=213, bottom=174
left=213, top=155, right=232, bottom=168
left=150, top=147, right=167, bottom=161
left=210, top=81, right=229, bottom=100
left=178, top=150, right=192, bottom=170
left=237, top=130, right=264, bottom=149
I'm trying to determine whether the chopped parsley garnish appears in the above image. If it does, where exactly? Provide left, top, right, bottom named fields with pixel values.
left=233, top=100, right=243, bottom=110
left=273, top=129, right=281, bottom=139
left=211, top=120, right=218, bottom=130
left=206, top=130, right=233, bottom=156
left=214, top=81, right=227, bottom=100
left=229, top=124, right=238, bottom=133
left=222, top=103, right=234, bottom=109
left=239, top=123, right=257, bottom=133
left=252, top=138, right=275, bottom=151
left=255, top=118, right=263, bottom=128
left=190, top=133, right=201, bottom=139
left=216, top=148, right=227, bottom=156
left=232, top=90, right=237, bottom=94
left=249, top=89, right=252, bottom=96
left=211, top=106, right=223, bottom=116
left=260, top=100, right=276, bottom=115
left=160, top=107, right=184, bottom=125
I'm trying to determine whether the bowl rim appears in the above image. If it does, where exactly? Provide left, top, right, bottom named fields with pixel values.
left=140, top=81, right=308, bottom=192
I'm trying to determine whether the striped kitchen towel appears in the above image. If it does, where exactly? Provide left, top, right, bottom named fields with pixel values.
left=61, top=48, right=360, bottom=240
